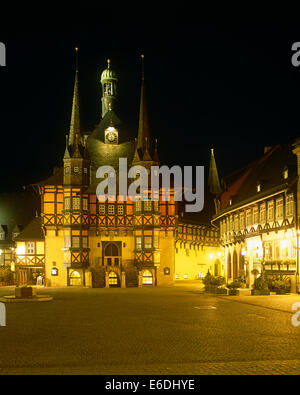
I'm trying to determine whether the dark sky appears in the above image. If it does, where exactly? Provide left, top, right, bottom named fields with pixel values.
left=1, top=10, right=300, bottom=191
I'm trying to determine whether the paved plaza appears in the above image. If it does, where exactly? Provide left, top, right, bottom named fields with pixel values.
left=0, top=282, right=300, bottom=374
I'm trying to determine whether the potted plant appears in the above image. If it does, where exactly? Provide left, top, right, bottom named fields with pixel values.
left=251, top=273, right=270, bottom=295
left=271, top=275, right=291, bottom=295
left=227, top=280, right=242, bottom=296
left=203, top=272, right=227, bottom=294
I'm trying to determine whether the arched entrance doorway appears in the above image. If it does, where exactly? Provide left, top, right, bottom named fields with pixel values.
left=70, top=270, right=81, bottom=286
left=142, top=270, right=153, bottom=285
left=108, top=271, right=120, bottom=287
left=239, top=252, right=245, bottom=276
left=227, top=252, right=231, bottom=279
left=104, top=242, right=121, bottom=266
left=233, top=250, right=238, bottom=279
left=214, top=259, right=221, bottom=276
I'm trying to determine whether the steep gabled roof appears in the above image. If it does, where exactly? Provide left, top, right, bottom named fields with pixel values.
left=14, top=216, right=44, bottom=241
left=218, top=143, right=297, bottom=214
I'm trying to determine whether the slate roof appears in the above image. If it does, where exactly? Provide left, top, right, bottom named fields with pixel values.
left=14, top=216, right=44, bottom=241
left=0, top=190, right=40, bottom=247
left=218, top=143, right=297, bottom=215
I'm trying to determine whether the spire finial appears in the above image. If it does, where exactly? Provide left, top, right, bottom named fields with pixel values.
left=75, top=47, right=79, bottom=72
left=141, top=53, right=145, bottom=80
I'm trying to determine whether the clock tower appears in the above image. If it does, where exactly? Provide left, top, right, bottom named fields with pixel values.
left=100, top=59, right=118, bottom=118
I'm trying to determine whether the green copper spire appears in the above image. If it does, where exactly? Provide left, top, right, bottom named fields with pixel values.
left=69, top=47, right=80, bottom=147
left=208, top=148, right=222, bottom=195
left=137, top=54, right=151, bottom=152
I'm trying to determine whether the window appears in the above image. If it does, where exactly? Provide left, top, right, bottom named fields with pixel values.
left=264, top=242, right=273, bottom=260
left=240, top=212, right=245, bottom=230
left=65, top=166, right=70, bottom=174
left=72, top=236, right=80, bottom=248
left=27, top=242, right=35, bottom=254
left=74, top=166, right=80, bottom=173
left=0, top=232, right=5, bottom=240
left=260, top=203, right=266, bottom=223
left=117, top=205, right=124, bottom=215
left=142, top=270, right=153, bottom=285
left=144, top=200, right=152, bottom=211
left=64, top=197, right=71, bottom=210
left=257, top=184, right=261, bottom=193
left=82, top=237, right=88, bottom=248
left=276, top=198, right=283, bottom=219
left=154, top=201, right=159, bottom=211
left=283, top=168, right=288, bottom=179
left=108, top=205, right=115, bottom=215
left=234, top=215, right=239, bottom=232
left=229, top=216, right=233, bottom=231
left=267, top=201, right=274, bottom=221
left=286, top=194, right=294, bottom=217
left=99, top=204, right=105, bottom=215
left=135, top=200, right=142, bottom=212
left=153, top=235, right=159, bottom=249
left=246, top=209, right=252, bottom=227
left=73, top=197, right=81, bottom=210
left=253, top=206, right=259, bottom=224
left=83, top=198, right=88, bottom=211
left=144, top=236, right=152, bottom=249
left=136, top=237, right=142, bottom=250
left=274, top=241, right=280, bottom=259
left=84, top=168, right=88, bottom=174
left=164, top=267, right=170, bottom=275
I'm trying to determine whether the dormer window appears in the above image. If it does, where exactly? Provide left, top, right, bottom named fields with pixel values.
left=0, top=232, right=5, bottom=241
left=283, top=167, right=288, bottom=180
left=229, top=199, right=232, bottom=206
left=257, top=183, right=261, bottom=193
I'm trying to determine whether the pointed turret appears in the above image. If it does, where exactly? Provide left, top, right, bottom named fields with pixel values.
left=132, top=138, right=141, bottom=163
left=69, top=47, right=80, bottom=147
left=137, top=54, right=151, bottom=152
left=208, top=148, right=222, bottom=196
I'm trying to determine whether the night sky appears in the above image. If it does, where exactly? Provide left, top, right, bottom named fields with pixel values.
left=1, top=10, right=300, bottom=191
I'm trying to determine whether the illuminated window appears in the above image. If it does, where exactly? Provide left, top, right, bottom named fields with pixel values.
left=144, top=236, right=152, bottom=249
left=276, top=197, right=283, bottom=219
left=108, top=272, right=118, bottom=286
left=164, top=267, right=170, bottom=275
left=136, top=237, right=142, bottom=250
left=65, top=166, right=70, bottom=174
left=72, top=236, right=80, bottom=248
left=240, top=212, right=245, bottom=229
left=184, top=274, right=188, bottom=279
left=234, top=215, right=239, bottom=232
left=26, top=242, right=35, bottom=254
left=264, top=242, right=273, bottom=260
left=84, top=168, right=88, bottom=174
left=283, top=168, right=288, bottom=179
left=257, top=184, right=261, bottom=192
left=246, top=209, right=252, bottom=227
left=83, top=198, right=88, bottom=211
left=64, top=235, right=71, bottom=248
left=154, top=201, right=159, bottom=211
left=142, top=270, right=153, bottom=285
left=144, top=200, right=152, bottom=211
left=175, top=274, right=179, bottom=279
left=274, top=241, right=280, bottom=259
left=74, top=166, right=80, bottom=173
left=73, top=197, right=81, bottom=210
left=135, top=200, right=142, bottom=212
left=99, top=204, right=105, bottom=215
left=117, top=205, right=124, bottom=215
left=267, top=201, right=274, bottom=221
left=108, top=205, right=115, bottom=215
left=253, top=206, right=259, bottom=224
left=286, top=194, right=294, bottom=217
left=260, top=203, right=266, bottom=223
left=70, top=270, right=81, bottom=286
left=64, top=197, right=71, bottom=209
left=82, top=237, right=88, bottom=248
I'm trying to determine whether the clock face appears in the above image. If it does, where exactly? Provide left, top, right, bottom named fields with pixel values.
left=105, top=126, right=118, bottom=144
left=107, top=131, right=117, bottom=142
